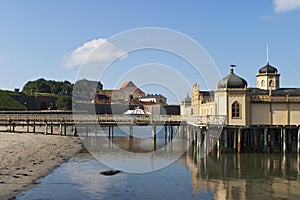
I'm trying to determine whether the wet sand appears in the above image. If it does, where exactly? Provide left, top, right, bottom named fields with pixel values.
left=0, top=132, right=82, bottom=199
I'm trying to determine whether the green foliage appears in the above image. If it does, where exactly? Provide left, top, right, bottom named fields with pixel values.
left=0, top=90, right=27, bottom=110
left=55, top=96, right=72, bottom=110
left=23, top=78, right=73, bottom=95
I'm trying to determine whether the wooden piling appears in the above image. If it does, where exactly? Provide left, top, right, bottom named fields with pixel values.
left=50, top=124, right=53, bottom=135
left=64, top=123, right=67, bottom=136
left=168, top=125, right=171, bottom=141
left=129, top=124, right=133, bottom=138
left=233, top=129, right=237, bottom=151
left=298, top=126, right=300, bottom=154
left=108, top=126, right=111, bottom=138
left=287, top=129, right=291, bottom=152
left=59, top=123, right=62, bottom=135
left=44, top=122, right=48, bottom=135
left=224, top=129, right=227, bottom=149
left=26, top=118, right=29, bottom=133
left=152, top=123, right=156, bottom=140
left=33, top=122, right=35, bottom=133
left=282, top=127, right=286, bottom=153
left=237, top=128, right=241, bottom=153
left=164, top=125, right=167, bottom=141
left=264, top=127, right=268, bottom=152
left=73, top=125, right=77, bottom=136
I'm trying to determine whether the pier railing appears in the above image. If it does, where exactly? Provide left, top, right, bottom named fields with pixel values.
left=0, top=113, right=226, bottom=126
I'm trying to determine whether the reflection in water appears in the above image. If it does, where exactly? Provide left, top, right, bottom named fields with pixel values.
left=183, top=145, right=300, bottom=199
left=17, top=137, right=300, bottom=199
left=80, top=125, right=191, bottom=173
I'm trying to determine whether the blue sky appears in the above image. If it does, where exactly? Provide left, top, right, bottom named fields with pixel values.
left=1, top=0, right=300, bottom=102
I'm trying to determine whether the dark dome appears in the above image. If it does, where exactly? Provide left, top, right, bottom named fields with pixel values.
left=258, top=62, right=278, bottom=74
left=181, top=94, right=191, bottom=104
left=218, top=69, right=248, bottom=89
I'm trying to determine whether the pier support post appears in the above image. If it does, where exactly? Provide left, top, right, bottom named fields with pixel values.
left=108, top=126, right=111, bottom=138
left=164, top=125, right=167, bottom=140
left=203, top=128, right=207, bottom=154
left=238, top=128, right=241, bottom=153
left=44, top=122, right=48, bottom=135
left=64, top=123, right=67, bottom=136
left=264, top=127, right=268, bottom=152
left=197, top=127, right=201, bottom=150
left=233, top=129, right=237, bottom=151
left=298, top=126, right=300, bottom=154
left=152, top=123, right=156, bottom=140
left=8, top=117, right=11, bottom=132
left=168, top=125, right=171, bottom=141
left=129, top=124, right=133, bottom=138
left=59, top=123, right=62, bottom=135
left=224, top=129, right=227, bottom=149
left=33, top=122, right=35, bottom=133
left=50, top=124, right=53, bottom=135
left=73, top=125, right=77, bottom=136
left=270, top=129, right=274, bottom=151
left=26, top=118, right=29, bottom=133
left=288, top=129, right=291, bottom=152
left=282, top=127, right=286, bottom=153
left=194, top=127, right=197, bottom=145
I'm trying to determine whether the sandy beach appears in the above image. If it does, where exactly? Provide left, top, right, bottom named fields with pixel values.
left=0, top=132, right=82, bottom=199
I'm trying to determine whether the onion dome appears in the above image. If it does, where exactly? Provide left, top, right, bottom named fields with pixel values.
left=217, top=68, right=248, bottom=89
left=181, top=94, right=191, bottom=104
left=258, top=62, right=278, bottom=74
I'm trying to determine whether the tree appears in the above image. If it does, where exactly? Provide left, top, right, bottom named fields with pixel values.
left=55, top=96, right=72, bottom=110
left=22, top=78, right=73, bottom=95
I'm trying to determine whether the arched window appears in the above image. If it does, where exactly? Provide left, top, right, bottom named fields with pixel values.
left=269, top=80, right=274, bottom=87
left=261, top=80, right=265, bottom=87
left=232, top=101, right=241, bottom=118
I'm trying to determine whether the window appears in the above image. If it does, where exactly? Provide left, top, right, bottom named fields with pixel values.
left=232, top=101, right=241, bottom=118
left=261, top=80, right=265, bottom=87
left=269, top=80, right=274, bottom=87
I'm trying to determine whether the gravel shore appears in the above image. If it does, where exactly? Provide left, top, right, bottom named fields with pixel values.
left=0, top=132, right=82, bottom=199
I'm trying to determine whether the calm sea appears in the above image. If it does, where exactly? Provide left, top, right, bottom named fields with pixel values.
left=17, top=126, right=300, bottom=200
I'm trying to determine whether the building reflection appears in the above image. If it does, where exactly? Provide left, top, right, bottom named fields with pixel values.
left=182, top=145, right=300, bottom=199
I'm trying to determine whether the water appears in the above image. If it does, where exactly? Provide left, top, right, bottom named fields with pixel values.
left=17, top=126, right=300, bottom=200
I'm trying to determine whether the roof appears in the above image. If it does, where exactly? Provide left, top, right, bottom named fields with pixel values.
left=258, top=62, right=278, bottom=74
left=123, top=108, right=152, bottom=115
left=139, top=94, right=166, bottom=99
left=120, top=81, right=137, bottom=89
left=217, top=68, right=248, bottom=89
left=181, top=94, right=191, bottom=104
left=250, top=88, right=300, bottom=96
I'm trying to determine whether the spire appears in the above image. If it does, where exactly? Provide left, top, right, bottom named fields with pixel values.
left=266, top=43, right=269, bottom=64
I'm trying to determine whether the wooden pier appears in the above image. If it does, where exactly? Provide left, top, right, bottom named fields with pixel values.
left=0, top=111, right=299, bottom=153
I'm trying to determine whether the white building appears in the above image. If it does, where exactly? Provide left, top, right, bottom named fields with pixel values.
left=181, top=63, right=300, bottom=152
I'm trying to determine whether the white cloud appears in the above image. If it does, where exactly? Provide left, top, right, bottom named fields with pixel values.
left=273, top=0, right=300, bottom=13
left=64, top=38, right=127, bottom=69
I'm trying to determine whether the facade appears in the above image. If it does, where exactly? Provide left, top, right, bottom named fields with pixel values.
left=181, top=63, right=300, bottom=153
left=97, top=81, right=145, bottom=102
left=139, top=94, right=167, bottom=104
left=181, top=63, right=300, bottom=127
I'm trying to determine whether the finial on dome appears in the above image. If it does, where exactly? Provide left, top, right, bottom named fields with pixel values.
left=266, top=43, right=269, bottom=64
left=230, top=64, right=236, bottom=73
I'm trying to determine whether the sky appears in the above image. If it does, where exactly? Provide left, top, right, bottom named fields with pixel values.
left=1, top=0, right=300, bottom=103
